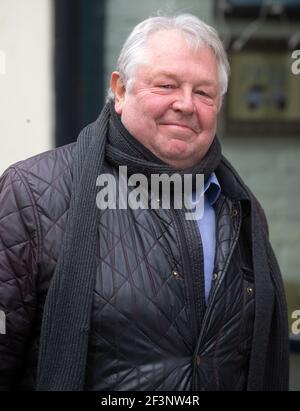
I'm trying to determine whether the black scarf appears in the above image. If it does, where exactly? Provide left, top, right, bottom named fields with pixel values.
left=106, top=104, right=221, bottom=181
left=36, top=102, right=222, bottom=390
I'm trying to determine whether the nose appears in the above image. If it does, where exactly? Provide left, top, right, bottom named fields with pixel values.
left=171, top=88, right=195, bottom=115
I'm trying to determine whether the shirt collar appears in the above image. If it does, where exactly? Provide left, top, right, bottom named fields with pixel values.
left=204, top=172, right=221, bottom=206
left=188, top=172, right=221, bottom=208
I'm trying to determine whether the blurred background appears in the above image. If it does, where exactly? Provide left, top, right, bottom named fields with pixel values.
left=0, top=0, right=300, bottom=389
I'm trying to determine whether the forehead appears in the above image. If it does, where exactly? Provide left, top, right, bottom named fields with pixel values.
left=145, top=30, right=214, bottom=60
left=146, top=30, right=196, bottom=55
left=137, top=30, right=219, bottom=86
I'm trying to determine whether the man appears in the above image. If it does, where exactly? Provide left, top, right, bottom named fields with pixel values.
left=0, top=14, right=289, bottom=391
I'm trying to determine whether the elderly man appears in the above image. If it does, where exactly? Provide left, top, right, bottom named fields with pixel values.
left=0, top=14, right=289, bottom=391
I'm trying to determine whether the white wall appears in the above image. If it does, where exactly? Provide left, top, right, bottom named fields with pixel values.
left=0, top=0, right=53, bottom=175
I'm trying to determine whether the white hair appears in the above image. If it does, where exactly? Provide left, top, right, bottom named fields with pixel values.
left=107, top=14, right=230, bottom=102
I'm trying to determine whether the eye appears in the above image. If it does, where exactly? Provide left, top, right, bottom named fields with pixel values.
left=158, top=84, right=176, bottom=89
left=195, top=90, right=210, bottom=97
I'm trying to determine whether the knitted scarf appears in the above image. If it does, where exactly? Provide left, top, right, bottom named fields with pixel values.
left=36, top=102, right=222, bottom=390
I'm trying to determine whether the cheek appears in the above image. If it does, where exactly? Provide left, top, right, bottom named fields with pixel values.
left=141, top=95, right=172, bottom=118
left=196, top=105, right=218, bottom=128
left=123, top=98, right=161, bottom=137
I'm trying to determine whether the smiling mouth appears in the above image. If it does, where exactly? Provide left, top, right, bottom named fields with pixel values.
left=159, top=123, right=196, bottom=133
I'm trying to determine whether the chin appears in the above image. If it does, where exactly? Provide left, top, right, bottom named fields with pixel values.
left=161, top=152, right=195, bottom=169
left=166, top=139, right=191, bottom=156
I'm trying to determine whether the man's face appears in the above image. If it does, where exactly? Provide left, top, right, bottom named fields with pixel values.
left=111, top=30, right=221, bottom=169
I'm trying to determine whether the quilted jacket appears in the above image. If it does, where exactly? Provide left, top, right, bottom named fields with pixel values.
left=0, top=143, right=280, bottom=390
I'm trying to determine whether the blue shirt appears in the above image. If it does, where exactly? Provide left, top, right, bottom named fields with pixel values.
left=189, top=173, right=221, bottom=303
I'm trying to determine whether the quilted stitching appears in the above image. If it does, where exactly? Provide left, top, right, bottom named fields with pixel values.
left=84, top=196, right=191, bottom=390
left=0, top=145, right=75, bottom=390
left=0, top=143, right=255, bottom=391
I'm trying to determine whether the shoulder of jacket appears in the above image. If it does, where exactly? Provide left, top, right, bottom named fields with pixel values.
left=1, top=143, right=76, bottom=196
left=0, top=143, right=76, bottom=264
left=9, top=142, right=75, bottom=178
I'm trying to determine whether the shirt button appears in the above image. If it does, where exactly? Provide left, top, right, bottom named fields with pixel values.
left=196, top=355, right=201, bottom=366
left=172, top=270, right=180, bottom=277
left=247, top=286, right=254, bottom=294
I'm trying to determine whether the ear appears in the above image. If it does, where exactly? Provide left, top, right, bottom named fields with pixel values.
left=110, top=71, right=126, bottom=114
